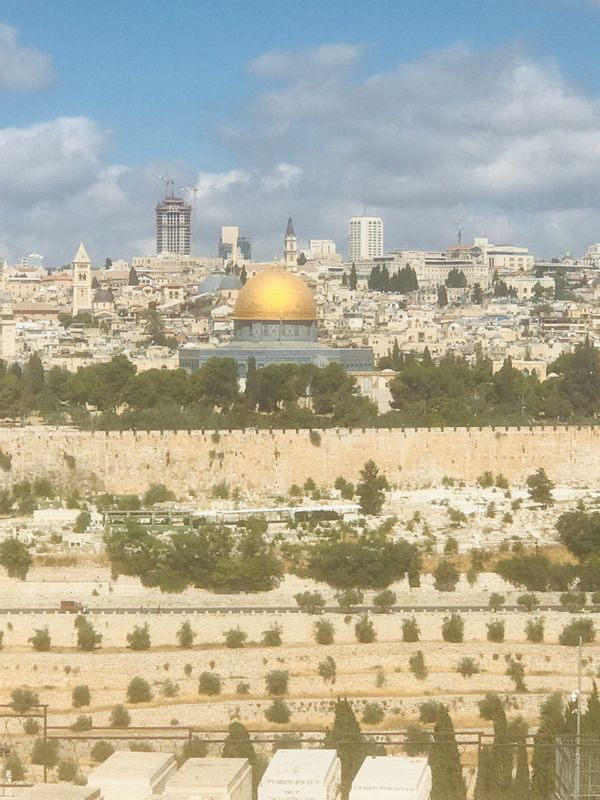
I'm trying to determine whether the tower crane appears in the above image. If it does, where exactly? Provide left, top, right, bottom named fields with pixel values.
left=153, top=173, right=174, bottom=198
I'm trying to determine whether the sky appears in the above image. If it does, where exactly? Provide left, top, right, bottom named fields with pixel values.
left=1, top=0, right=600, bottom=265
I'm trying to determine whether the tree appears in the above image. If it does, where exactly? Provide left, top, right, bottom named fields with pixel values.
left=324, top=699, right=370, bottom=799
left=0, top=538, right=32, bottom=580
left=177, top=620, right=196, bottom=649
left=478, top=693, right=512, bottom=800
left=127, top=676, right=152, bottom=703
left=91, top=741, right=115, bottom=763
left=362, top=702, right=384, bottom=724
left=75, top=617, right=102, bottom=651
left=373, top=588, right=396, bottom=613
left=434, top=560, right=459, bottom=592
left=265, top=670, right=289, bottom=696
left=109, top=704, right=131, bottom=728
left=198, top=672, right=222, bottom=695
left=314, top=618, right=335, bottom=644
left=336, top=588, right=364, bottom=613
left=74, top=510, right=91, bottom=533
left=224, top=627, right=247, bottom=648
left=29, top=627, right=51, bottom=652
left=4, top=753, right=25, bottom=781
left=487, top=620, right=505, bottom=643
left=404, top=723, right=431, bottom=756
left=531, top=694, right=565, bottom=800
left=191, top=358, right=239, bottom=409
left=223, top=721, right=255, bottom=763
left=559, top=618, right=595, bottom=646
left=354, top=613, right=376, bottom=643
left=318, top=656, right=336, bottom=684
left=11, top=687, right=39, bottom=714
left=31, top=738, right=59, bottom=768
left=57, top=758, right=79, bottom=783
left=72, top=685, right=91, bottom=708
left=506, top=657, right=527, bottom=692
left=143, top=483, right=175, bottom=506
left=409, top=650, right=428, bottom=680
left=513, top=740, right=530, bottom=800
left=442, top=614, right=464, bottom=643
left=517, top=593, right=539, bottom=612
left=349, top=263, right=358, bottom=290
left=429, top=704, right=466, bottom=800
left=265, top=698, right=291, bottom=724
left=445, top=268, right=467, bottom=288
left=489, top=593, right=505, bottom=612
left=127, top=623, right=151, bottom=650
left=457, top=657, right=480, bottom=677
left=437, top=285, right=448, bottom=307
left=402, top=617, right=420, bottom=642
left=295, top=591, right=325, bottom=614
left=471, top=283, right=484, bottom=304
left=356, top=460, right=389, bottom=515
left=526, top=468, right=554, bottom=507
left=261, top=622, right=283, bottom=647
left=525, top=618, right=545, bottom=643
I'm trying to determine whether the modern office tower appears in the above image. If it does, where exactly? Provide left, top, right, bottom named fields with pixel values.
left=350, top=756, right=432, bottom=800
left=348, top=216, right=384, bottom=260
left=258, top=749, right=341, bottom=800
left=238, top=235, right=252, bottom=260
left=284, top=216, right=297, bottom=267
left=71, top=241, right=92, bottom=315
left=156, top=195, right=191, bottom=255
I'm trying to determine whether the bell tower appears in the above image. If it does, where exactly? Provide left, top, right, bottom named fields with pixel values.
left=72, top=242, right=92, bottom=316
left=284, top=217, right=297, bottom=268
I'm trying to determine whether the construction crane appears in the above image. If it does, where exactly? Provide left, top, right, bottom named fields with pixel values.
left=153, top=173, right=174, bottom=198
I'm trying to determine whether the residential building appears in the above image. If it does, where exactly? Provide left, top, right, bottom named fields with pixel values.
left=348, top=216, right=384, bottom=260
left=308, top=239, right=337, bottom=259
left=584, top=243, right=600, bottom=268
left=156, top=195, right=191, bottom=255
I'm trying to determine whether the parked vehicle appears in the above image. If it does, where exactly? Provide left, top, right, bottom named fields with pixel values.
left=60, top=600, right=86, bottom=614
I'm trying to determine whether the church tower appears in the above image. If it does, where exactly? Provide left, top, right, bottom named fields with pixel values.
left=284, top=217, right=297, bottom=268
left=72, top=242, right=92, bottom=316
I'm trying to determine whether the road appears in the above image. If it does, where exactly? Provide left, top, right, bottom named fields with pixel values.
left=0, top=604, right=589, bottom=615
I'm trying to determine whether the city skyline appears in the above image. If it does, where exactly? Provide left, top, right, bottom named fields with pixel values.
left=2, top=0, right=600, bottom=264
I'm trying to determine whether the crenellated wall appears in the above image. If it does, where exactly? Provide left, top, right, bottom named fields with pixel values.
left=0, top=425, right=599, bottom=494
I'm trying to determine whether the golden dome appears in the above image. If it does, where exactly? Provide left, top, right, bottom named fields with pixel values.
left=233, top=268, right=317, bottom=321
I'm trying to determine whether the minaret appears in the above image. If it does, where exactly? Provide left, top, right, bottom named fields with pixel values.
left=72, top=242, right=92, bottom=316
left=284, top=217, right=297, bottom=268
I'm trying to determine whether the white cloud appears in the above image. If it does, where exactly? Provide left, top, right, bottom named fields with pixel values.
left=3, top=41, right=600, bottom=264
left=0, top=23, right=55, bottom=91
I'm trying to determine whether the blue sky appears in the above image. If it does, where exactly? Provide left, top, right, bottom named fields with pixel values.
left=1, top=0, right=600, bottom=263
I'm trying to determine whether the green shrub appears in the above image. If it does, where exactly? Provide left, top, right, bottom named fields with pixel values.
left=559, top=618, right=596, bottom=646
left=224, top=627, right=247, bottom=649
left=506, top=657, right=527, bottom=692
left=517, top=593, right=539, bottom=612
left=177, top=621, right=196, bottom=649
left=313, top=618, right=335, bottom=644
left=127, top=676, right=152, bottom=703
left=335, top=588, right=364, bottom=613
left=29, top=627, right=51, bottom=652
left=404, top=723, right=432, bottom=756
left=294, top=591, right=325, bottom=614
left=23, top=718, right=40, bottom=734
left=264, top=699, right=291, bottom=724
left=76, top=618, right=102, bottom=651
left=261, top=623, right=283, bottom=647
left=91, top=741, right=115, bottom=763
left=143, top=483, right=175, bottom=506
left=441, top=613, right=464, bottom=643
left=409, top=650, right=428, bottom=680
left=560, top=591, right=587, bottom=613
left=488, top=593, right=505, bottom=612
left=402, top=617, right=420, bottom=642
left=355, top=613, right=376, bottom=643
left=265, top=670, right=289, bottom=696
left=477, top=471, right=494, bottom=488
left=236, top=682, right=250, bottom=695
left=11, top=687, right=39, bottom=714
left=70, top=715, right=93, bottom=731
left=4, top=754, right=24, bottom=781
left=362, top=702, right=384, bottom=724
left=198, top=672, right=222, bottom=696
left=434, top=560, right=459, bottom=591
left=487, top=620, right=505, bottom=643
left=318, top=656, right=336, bottom=684
left=109, top=704, right=131, bottom=728
left=127, top=623, right=151, bottom=651
left=373, top=588, right=396, bottom=613
left=31, top=738, right=59, bottom=767
left=525, top=618, right=545, bottom=643
left=419, top=701, right=439, bottom=723
left=457, top=657, right=480, bottom=677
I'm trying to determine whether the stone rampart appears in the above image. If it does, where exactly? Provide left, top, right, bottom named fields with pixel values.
left=0, top=425, right=598, bottom=493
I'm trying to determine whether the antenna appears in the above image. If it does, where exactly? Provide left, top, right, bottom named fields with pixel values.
left=458, top=203, right=463, bottom=247
left=153, top=173, right=174, bottom=198
left=363, top=193, right=367, bottom=217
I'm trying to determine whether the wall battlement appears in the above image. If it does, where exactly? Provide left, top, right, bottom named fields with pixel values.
left=0, top=425, right=598, bottom=494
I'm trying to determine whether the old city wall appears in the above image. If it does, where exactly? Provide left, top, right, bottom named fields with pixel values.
left=0, top=425, right=599, bottom=493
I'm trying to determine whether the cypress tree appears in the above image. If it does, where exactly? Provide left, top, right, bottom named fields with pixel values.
left=479, top=693, right=512, bottom=800
left=531, top=694, right=565, bottom=800
left=324, top=698, right=369, bottom=799
left=349, top=263, right=357, bottom=290
left=429, top=704, right=466, bottom=800
left=583, top=680, right=600, bottom=737
left=512, top=740, right=530, bottom=800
